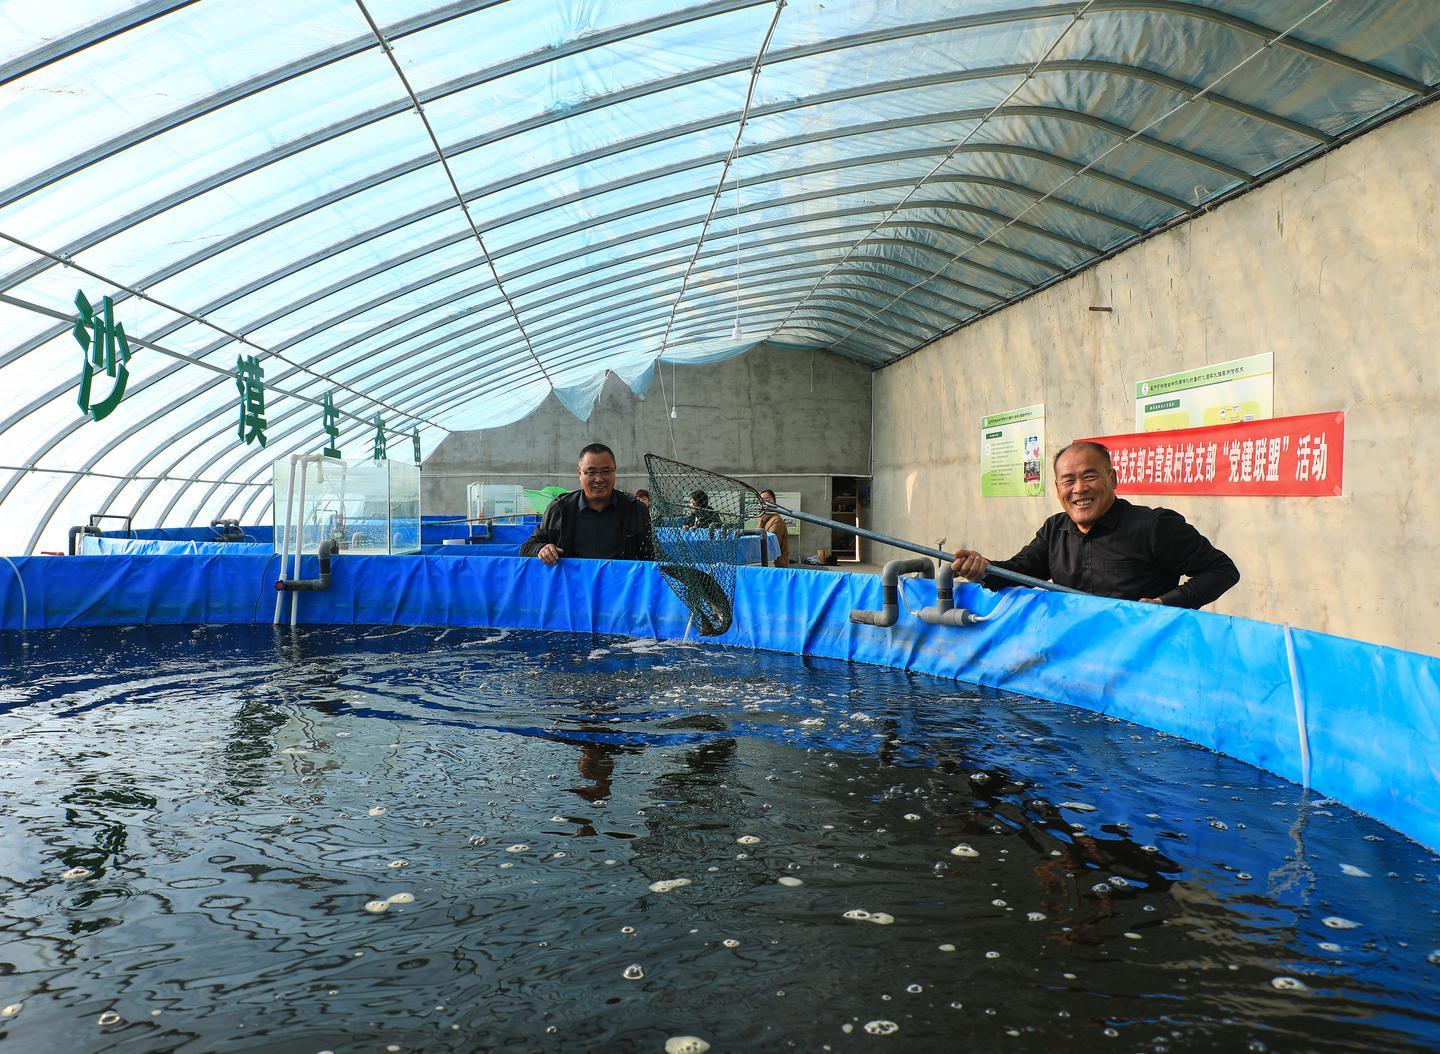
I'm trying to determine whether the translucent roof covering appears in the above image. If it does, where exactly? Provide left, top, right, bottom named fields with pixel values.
left=1, top=1, right=1437, bottom=553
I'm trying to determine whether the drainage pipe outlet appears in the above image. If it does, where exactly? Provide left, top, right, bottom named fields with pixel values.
left=850, top=557, right=933, bottom=627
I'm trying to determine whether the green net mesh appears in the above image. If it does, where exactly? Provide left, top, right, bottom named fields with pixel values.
left=643, top=453, right=761, bottom=637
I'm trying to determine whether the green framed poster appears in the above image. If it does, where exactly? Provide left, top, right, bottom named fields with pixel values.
left=1135, top=352, right=1273, bottom=432
left=981, top=404, right=1045, bottom=497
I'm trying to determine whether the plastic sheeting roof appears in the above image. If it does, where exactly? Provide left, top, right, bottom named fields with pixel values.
left=1, top=1, right=1437, bottom=554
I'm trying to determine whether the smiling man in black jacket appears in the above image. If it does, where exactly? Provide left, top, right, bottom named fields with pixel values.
left=950, top=441, right=1239, bottom=609
left=519, top=443, right=653, bottom=564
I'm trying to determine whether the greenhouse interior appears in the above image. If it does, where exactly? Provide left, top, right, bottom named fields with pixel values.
left=0, top=2, right=1438, bottom=1051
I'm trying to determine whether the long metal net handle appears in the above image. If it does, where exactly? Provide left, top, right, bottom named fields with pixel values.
left=643, top=453, right=1080, bottom=596
left=769, top=505, right=1082, bottom=595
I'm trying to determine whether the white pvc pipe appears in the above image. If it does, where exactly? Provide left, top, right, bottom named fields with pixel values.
left=291, top=456, right=308, bottom=629
left=273, top=454, right=298, bottom=625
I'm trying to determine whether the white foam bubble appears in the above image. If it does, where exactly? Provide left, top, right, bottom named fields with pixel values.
left=1319, top=942, right=1342, bottom=953
left=1428, top=950, right=1440, bottom=966
left=61, top=867, right=91, bottom=880
left=649, top=878, right=692, bottom=893
left=906, top=984, right=922, bottom=994
left=467, top=835, right=487, bottom=846
left=991, top=899, right=1007, bottom=908
left=622, top=964, right=644, bottom=981
left=904, top=813, right=921, bottom=822
left=737, top=835, right=760, bottom=845
left=364, top=900, right=390, bottom=914
left=1124, top=932, right=1142, bottom=940
left=664, top=1037, right=711, bottom=1054
left=722, top=939, right=740, bottom=948
left=1322, top=916, right=1360, bottom=930
left=1058, top=802, right=1096, bottom=812
left=621, top=926, right=635, bottom=934
left=387, top=859, right=408, bottom=869
left=368, top=807, right=386, bottom=816
left=97, top=1011, right=121, bottom=1026
left=1027, top=912, right=1047, bottom=922
left=949, top=844, right=979, bottom=858
left=1, top=1004, right=21, bottom=1018
left=938, top=944, right=956, bottom=952
left=1339, top=864, right=1371, bottom=877
left=842, top=909, right=894, bottom=925
left=777, top=877, right=803, bottom=887
left=386, top=892, right=414, bottom=905
left=985, top=951, right=1000, bottom=959
left=863, top=1020, right=899, bottom=1035
left=1271, top=977, right=1309, bottom=991
left=505, top=844, right=529, bottom=854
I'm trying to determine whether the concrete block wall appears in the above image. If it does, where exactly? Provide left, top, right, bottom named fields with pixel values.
left=423, top=345, right=871, bottom=559
left=870, top=101, right=1440, bottom=657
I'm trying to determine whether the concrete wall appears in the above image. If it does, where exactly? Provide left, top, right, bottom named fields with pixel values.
left=424, top=345, right=872, bottom=559
left=871, top=101, right=1440, bottom=657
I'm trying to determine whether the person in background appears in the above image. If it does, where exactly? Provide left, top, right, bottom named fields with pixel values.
left=757, top=488, right=791, bottom=567
left=634, top=489, right=651, bottom=508
left=683, top=489, right=722, bottom=529
left=519, top=443, right=652, bottom=564
left=949, top=441, right=1239, bottom=608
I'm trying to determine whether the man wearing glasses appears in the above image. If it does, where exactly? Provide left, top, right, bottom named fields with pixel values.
left=519, top=443, right=653, bottom=564
left=949, top=441, right=1238, bottom=609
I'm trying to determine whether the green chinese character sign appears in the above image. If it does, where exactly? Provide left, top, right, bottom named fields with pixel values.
left=72, top=290, right=132, bottom=422
left=412, top=428, right=421, bottom=466
left=234, top=354, right=267, bottom=447
left=373, top=413, right=386, bottom=460
left=322, top=391, right=341, bottom=458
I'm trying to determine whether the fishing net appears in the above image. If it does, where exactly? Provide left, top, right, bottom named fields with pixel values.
left=643, top=453, right=762, bottom=636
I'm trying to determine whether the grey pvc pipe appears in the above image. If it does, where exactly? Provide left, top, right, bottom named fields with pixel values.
left=919, top=562, right=978, bottom=627
left=850, top=557, right=932, bottom=626
left=275, top=538, right=337, bottom=593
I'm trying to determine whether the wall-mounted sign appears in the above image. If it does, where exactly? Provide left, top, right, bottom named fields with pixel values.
left=1083, top=411, right=1343, bottom=497
left=1135, top=352, right=1273, bottom=432
left=746, top=491, right=801, bottom=532
left=980, top=404, right=1045, bottom=497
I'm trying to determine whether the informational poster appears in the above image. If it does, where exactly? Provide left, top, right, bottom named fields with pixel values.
left=1135, top=352, right=1273, bottom=432
left=980, top=404, right=1045, bottom=497
left=746, top=491, right=801, bottom=532
left=1083, top=411, right=1343, bottom=497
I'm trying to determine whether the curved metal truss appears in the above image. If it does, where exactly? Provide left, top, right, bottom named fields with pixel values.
left=0, top=0, right=1435, bottom=552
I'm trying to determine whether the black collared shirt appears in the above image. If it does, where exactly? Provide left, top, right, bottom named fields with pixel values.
left=570, top=498, right=626, bottom=559
left=986, top=497, right=1239, bottom=609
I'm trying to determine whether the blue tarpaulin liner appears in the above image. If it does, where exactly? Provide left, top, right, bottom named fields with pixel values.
left=128, top=525, right=277, bottom=544
left=0, top=553, right=1436, bottom=853
left=81, top=537, right=272, bottom=556
left=117, top=521, right=534, bottom=548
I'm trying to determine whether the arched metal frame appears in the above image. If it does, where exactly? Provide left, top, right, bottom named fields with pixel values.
left=1, top=0, right=1436, bottom=551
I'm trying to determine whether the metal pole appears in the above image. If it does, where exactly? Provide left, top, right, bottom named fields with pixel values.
left=774, top=504, right=1082, bottom=595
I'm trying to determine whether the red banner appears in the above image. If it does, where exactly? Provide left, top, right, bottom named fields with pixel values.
left=1081, top=411, right=1344, bottom=497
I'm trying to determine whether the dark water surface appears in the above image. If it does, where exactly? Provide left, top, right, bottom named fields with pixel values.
left=0, top=625, right=1437, bottom=1053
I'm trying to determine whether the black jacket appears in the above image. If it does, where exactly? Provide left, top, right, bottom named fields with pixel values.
left=986, top=497, right=1239, bottom=609
left=518, top=489, right=653, bottom=560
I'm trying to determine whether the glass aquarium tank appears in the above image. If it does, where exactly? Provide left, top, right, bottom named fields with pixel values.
left=466, top=482, right=535, bottom=522
left=272, top=456, right=420, bottom=555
